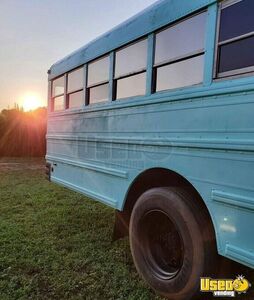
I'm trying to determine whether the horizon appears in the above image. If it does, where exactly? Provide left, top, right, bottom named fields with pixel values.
left=0, top=0, right=157, bottom=111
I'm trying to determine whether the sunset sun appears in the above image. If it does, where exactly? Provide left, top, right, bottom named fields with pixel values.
left=22, top=93, right=43, bottom=111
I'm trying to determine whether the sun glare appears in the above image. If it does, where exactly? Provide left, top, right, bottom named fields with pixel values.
left=22, top=93, right=43, bottom=111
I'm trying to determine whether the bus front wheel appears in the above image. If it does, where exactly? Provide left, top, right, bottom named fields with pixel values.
left=129, top=187, right=218, bottom=300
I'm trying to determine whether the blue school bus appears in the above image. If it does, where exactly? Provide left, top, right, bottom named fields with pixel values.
left=46, top=0, right=254, bottom=298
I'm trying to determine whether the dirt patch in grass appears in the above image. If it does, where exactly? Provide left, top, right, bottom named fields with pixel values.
left=0, top=158, right=44, bottom=171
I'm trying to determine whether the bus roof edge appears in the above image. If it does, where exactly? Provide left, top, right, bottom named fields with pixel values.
left=48, top=0, right=216, bottom=80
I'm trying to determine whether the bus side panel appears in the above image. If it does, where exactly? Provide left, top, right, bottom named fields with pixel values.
left=47, top=89, right=254, bottom=268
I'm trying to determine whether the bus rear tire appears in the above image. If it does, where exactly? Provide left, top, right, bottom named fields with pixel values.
left=129, top=187, right=218, bottom=300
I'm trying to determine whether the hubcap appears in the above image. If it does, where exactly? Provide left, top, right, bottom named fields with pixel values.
left=140, top=210, right=184, bottom=280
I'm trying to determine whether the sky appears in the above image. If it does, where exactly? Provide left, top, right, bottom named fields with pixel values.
left=0, top=0, right=158, bottom=111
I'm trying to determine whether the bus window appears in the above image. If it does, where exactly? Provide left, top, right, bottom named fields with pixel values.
left=117, top=73, right=146, bottom=99
left=217, top=0, right=254, bottom=77
left=154, top=12, right=206, bottom=92
left=67, top=67, right=84, bottom=109
left=53, top=95, right=64, bottom=111
left=87, top=56, right=110, bottom=104
left=52, top=76, right=64, bottom=96
left=89, top=83, right=109, bottom=104
left=115, top=39, right=147, bottom=99
left=156, top=56, right=204, bottom=91
left=52, top=76, right=65, bottom=111
left=68, top=90, right=83, bottom=109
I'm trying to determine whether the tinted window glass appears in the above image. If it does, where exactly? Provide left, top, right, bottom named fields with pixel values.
left=115, top=39, right=147, bottom=77
left=89, top=83, right=109, bottom=104
left=68, top=68, right=84, bottom=93
left=219, top=0, right=254, bottom=42
left=68, top=91, right=83, bottom=109
left=53, top=96, right=64, bottom=111
left=88, top=56, right=109, bottom=86
left=52, top=76, right=64, bottom=96
left=156, top=55, right=204, bottom=91
left=218, top=36, right=254, bottom=73
left=116, top=72, right=146, bottom=99
left=155, top=12, right=206, bottom=65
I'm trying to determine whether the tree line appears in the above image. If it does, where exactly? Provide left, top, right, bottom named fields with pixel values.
left=0, top=107, right=47, bottom=157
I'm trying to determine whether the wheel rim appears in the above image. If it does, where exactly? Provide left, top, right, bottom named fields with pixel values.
left=139, top=210, right=184, bottom=280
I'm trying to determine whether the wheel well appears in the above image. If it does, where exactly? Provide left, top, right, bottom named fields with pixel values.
left=113, top=168, right=215, bottom=240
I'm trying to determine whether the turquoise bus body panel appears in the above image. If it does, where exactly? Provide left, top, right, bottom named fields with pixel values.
left=46, top=0, right=254, bottom=269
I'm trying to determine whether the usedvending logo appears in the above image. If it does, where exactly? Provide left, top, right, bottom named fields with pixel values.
left=200, top=275, right=251, bottom=297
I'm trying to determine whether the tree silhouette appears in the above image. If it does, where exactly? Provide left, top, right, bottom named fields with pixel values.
left=0, top=107, right=47, bottom=157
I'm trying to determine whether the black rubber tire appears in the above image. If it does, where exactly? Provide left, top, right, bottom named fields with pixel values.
left=129, top=187, right=218, bottom=300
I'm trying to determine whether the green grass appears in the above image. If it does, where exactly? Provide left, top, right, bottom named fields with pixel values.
left=0, top=158, right=253, bottom=300
left=0, top=158, right=160, bottom=300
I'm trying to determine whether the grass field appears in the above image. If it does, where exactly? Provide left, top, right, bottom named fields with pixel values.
left=0, top=158, right=253, bottom=300
left=0, top=158, right=160, bottom=300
